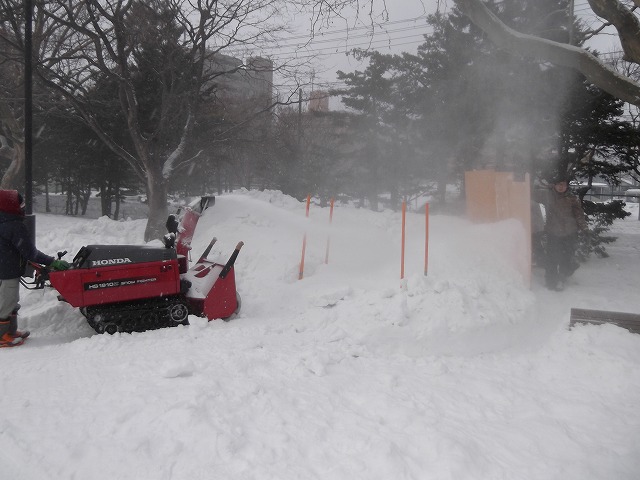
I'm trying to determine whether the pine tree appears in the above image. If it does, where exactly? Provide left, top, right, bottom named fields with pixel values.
left=335, top=0, right=634, bottom=254
left=335, top=50, right=412, bottom=210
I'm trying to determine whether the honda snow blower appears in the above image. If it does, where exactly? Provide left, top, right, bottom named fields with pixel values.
left=21, top=197, right=243, bottom=334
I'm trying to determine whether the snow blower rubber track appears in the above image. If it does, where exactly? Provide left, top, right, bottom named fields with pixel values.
left=82, top=296, right=190, bottom=334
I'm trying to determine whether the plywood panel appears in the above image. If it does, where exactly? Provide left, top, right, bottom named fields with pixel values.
left=465, top=170, right=531, bottom=288
left=465, top=170, right=499, bottom=223
left=508, top=174, right=531, bottom=288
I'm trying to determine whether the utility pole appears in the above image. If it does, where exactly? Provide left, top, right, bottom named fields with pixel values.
left=297, top=87, right=302, bottom=150
left=24, top=0, right=36, bottom=262
left=24, top=0, right=33, bottom=214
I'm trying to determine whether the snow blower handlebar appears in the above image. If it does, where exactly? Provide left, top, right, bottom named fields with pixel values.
left=219, top=242, right=244, bottom=279
left=20, top=248, right=70, bottom=289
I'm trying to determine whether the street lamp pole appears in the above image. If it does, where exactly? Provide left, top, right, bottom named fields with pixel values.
left=24, top=0, right=33, bottom=215
left=23, top=0, right=37, bottom=271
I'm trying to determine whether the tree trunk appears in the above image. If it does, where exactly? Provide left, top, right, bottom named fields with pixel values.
left=114, top=179, right=121, bottom=221
left=437, top=159, right=448, bottom=205
left=100, top=180, right=111, bottom=217
left=144, top=171, right=169, bottom=242
left=0, top=143, right=24, bottom=190
left=65, top=186, right=72, bottom=215
left=81, top=187, right=91, bottom=215
left=367, top=187, right=379, bottom=212
left=111, top=180, right=120, bottom=220
left=389, top=180, right=399, bottom=211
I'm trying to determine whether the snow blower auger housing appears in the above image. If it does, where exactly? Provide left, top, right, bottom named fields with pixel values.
left=23, top=196, right=243, bottom=334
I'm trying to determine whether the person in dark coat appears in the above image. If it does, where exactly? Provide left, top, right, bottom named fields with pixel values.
left=0, top=190, right=68, bottom=347
left=535, top=178, right=588, bottom=291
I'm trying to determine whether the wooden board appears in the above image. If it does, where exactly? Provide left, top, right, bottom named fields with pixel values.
left=464, top=170, right=503, bottom=223
left=570, top=308, right=640, bottom=334
left=464, top=170, right=531, bottom=287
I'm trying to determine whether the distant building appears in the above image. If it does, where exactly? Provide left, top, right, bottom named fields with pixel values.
left=245, top=57, right=273, bottom=102
left=202, top=53, right=274, bottom=109
left=309, top=90, right=329, bottom=112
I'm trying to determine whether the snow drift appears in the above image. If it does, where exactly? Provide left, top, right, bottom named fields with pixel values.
left=1, top=190, right=639, bottom=480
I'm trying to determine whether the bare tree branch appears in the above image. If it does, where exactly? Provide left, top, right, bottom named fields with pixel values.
left=587, top=0, right=640, bottom=63
left=456, top=0, right=640, bottom=107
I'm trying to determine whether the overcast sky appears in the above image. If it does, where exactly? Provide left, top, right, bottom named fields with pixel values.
left=300, top=0, right=440, bottom=86
left=314, top=1, right=433, bottom=85
left=255, top=0, right=441, bottom=108
left=262, top=1, right=622, bottom=110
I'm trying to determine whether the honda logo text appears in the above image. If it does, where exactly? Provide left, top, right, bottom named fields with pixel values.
left=91, top=258, right=133, bottom=267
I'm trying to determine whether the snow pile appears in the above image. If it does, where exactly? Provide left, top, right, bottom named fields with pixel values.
left=1, top=190, right=640, bottom=480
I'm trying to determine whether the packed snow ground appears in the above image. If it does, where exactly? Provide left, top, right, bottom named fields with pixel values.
left=2, top=190, right=640, bottom=480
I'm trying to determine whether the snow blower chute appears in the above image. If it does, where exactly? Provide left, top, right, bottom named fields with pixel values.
left=22, top=196, right=243, bottom=334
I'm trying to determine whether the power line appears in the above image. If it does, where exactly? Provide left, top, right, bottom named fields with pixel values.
left=261, top=23, right=431, bottom=50
left=222, top=17, right=433, bottom=89
left=251, top=7, right=636, bottom=87
left=265, top=15, right=429, bottom=44
left=272, top=81, right=347, bottom=90
left=224, top=17, right=432, bottom=59
left=267, top=33, right=431, bottom=58
left=224, top=31, right=432, bottom=65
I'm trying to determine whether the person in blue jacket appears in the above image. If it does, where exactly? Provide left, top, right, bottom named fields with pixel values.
left=0, top=190, right=69, bottom=347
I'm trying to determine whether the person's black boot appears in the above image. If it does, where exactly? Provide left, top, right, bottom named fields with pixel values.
left=0, top=317, right=23, bottom=347
left=9, top=313, right=30, bottom=339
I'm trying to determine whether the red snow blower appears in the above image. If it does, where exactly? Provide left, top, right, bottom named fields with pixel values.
left=21, top=197, right=243, bottom=334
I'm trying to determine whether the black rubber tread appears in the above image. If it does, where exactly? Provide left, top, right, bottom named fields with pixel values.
left=82, top=296, right=190, bottom=334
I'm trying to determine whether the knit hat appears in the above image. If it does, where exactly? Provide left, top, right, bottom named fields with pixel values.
left=0, top=190, right=25, bottom=216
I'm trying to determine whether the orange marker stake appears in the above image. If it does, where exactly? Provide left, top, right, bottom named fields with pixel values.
left=424, top=203, right=429, bottom=276
left=401, top=199, right=406, bottom=280
left=298, top=194, right=311, bottom=280
left=324, top=197, right=335, bottom=264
